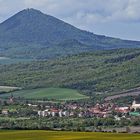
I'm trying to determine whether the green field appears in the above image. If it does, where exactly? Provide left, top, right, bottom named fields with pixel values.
left=0, top=57, right=34, bottom=65
left=0, top=131, right=140, bottom=140
left=0, top=86, right=21, bottom=93
left=0, top=88, right=88, bottom=100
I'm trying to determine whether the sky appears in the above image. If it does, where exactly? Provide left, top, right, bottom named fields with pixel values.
left=0, top=0, right=140, bottom=41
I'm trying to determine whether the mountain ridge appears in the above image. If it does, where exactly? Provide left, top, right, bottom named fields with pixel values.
left=0, top=8, right=140, bottom=59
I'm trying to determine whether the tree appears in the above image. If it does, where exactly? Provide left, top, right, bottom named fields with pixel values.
left=126, top=126, right=131, bottom=133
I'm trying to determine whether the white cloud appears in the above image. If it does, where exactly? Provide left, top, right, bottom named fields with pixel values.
left=0, top=0, right=140, bottom=23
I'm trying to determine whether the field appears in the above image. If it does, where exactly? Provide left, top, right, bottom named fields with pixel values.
left=0, top=88, right=88, bottom=100
left=0, top=86, right=21, bottom=93
left=0, top=57, right=33, bottom=65
left=0, top=131, right=140, bottom=140
left=105, top=87, right=140, bottom=101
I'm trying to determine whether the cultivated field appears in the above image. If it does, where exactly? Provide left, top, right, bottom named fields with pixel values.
left=0, top=86, right=21, bottom=93
left=0, top=88, right=88, bottom=100
left=0, top=57, right=33, bottom=64
left=105, top=87, right=140, bottom=101
left=0, top=131, right=140, bottom=140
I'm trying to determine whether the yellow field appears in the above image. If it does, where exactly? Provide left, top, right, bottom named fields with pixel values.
left=0, top=131, right=140, bottom=140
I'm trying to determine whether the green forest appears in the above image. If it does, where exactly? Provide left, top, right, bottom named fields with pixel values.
left=0, top=48, right=140, bottom=96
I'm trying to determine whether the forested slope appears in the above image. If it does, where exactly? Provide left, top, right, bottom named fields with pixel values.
left=0, top=48, right=140, bottom=95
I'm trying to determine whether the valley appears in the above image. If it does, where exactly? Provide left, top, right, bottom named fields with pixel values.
left=0, top=7, right=140, bottom=139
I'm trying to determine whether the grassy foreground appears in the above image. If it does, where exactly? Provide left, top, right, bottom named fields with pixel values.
left=0, top=131, right=140, bottom=140
left=0, top=88, right=88, bottom=100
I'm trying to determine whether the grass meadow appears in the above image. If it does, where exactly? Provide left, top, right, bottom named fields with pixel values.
left=0, top=87, right=88, bottom=100
left=0, top=131, right=140, bottom=140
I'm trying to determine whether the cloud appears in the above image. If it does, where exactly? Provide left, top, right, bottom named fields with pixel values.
left=21, top=0, right=140, bottom=31
left=1, top=0, right=140, bottom=23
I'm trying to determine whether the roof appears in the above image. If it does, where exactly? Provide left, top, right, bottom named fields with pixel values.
left=129, top=112, right=140, bottom=116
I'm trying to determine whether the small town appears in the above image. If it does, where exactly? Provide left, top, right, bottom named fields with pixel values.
left=1, top=95, right=140, bottom=123
left=37, top=100, right=140, bottom=119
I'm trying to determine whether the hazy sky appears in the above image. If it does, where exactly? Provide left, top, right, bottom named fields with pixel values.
left=0, top=0, right=140, bottom=41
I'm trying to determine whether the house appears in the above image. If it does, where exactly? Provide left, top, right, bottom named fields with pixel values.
left=114, top=115, right=121, bottom=121
left=38, top=109, right=49, bottom=117
left=28, top=104, right=38, bottom=107
left=2, top=109, right=8, bottom=115
left=131, top=100, right=140, bottom=110
left=129, top=112, right=140, bottom=117
left=115, top=107, right=129, bottom=113
left=51, top=109, right=59, bottom=117
left=59, top=110, right=63, bottom=117
left=62, top=111, right=69, bottom=117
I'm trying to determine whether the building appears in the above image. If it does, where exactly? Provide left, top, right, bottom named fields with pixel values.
left=131, top=100, right=140, bottom=110
left=129, top=112, right=140, bottom=117
left=2, top=109, right=8, bottom=115
left=115, top=107, right=129, bottom=113
left=38, top=109, right=49, bottom=117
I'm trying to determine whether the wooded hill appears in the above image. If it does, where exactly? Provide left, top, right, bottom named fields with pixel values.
left=0, top=48, right=140, bottom=96
left=0, top=9, right=140, bottom=59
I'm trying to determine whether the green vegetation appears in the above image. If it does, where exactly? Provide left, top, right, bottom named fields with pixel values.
left=0, top=88, right=88, bottom=100
left=0, top=48, right=140, bottom=96
left=0, top=103, right=140, bottom=131
left=0, top=131, right=140, bottom=140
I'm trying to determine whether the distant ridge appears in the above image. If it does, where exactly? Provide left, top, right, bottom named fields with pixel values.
left=0, top=8, right=140, bottom=59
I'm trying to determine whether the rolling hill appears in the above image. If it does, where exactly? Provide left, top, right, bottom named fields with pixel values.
left=0, top=8, right=140, bottom=59
left=0, top=48, right=140, bottom=96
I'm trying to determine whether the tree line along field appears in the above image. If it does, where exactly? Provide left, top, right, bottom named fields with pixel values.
left=0, top=87, right=88, bottom=100
left=0, top=48, right=140, bottom=97
left=0, top=131, right=140, bottom=140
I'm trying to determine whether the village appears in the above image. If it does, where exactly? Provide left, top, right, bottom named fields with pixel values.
left=37, top=100, right=140, bottom=119
left=1, top=95, right=140, bottom=120
left=1, top=94, right=140, bottom=132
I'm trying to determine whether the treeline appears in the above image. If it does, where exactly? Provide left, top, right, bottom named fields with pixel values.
left=1, top=117, right=140, bottom=131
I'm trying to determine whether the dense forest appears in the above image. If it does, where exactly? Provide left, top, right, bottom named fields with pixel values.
left=0, top=48, right=140, bottom=96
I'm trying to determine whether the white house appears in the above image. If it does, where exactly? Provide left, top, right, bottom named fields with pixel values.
left=131, top=100, right=140, bottom=110
left=38, top=109, right=49, bottom=117
left=2, top=109, right=8, bottom=115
